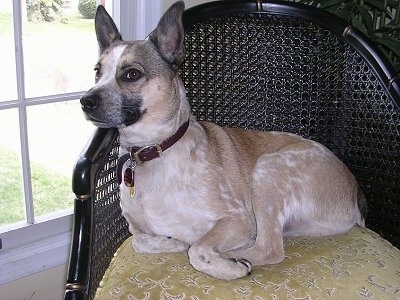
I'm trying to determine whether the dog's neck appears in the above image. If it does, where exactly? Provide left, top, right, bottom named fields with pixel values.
left=116, top=119, right=190, bottom=184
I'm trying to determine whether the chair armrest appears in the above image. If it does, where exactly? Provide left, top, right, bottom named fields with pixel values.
left=66, top=128, right=129, bottom=299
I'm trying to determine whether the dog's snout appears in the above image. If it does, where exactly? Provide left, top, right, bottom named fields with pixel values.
left=80, top=94, right=99, bottom=112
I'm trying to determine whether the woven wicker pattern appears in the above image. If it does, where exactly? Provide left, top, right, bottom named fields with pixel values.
left=180, top=13, right=400, bottom=248
left=69, top=7, right=400, bottom=300
left=89, top=136, right=129, bottom=299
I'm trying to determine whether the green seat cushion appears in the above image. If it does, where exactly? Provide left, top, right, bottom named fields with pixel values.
left=94, top=227, right=400, bottom=299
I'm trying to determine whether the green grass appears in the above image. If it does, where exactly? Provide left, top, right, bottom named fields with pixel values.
left=0, top=147, right=25, bottom=224
left=0, top=10, right=94, bottom=35
left=0, top=9, right=95, bottom=226
left=0, top=11, right=12, bottom=35
left=0, top=146, right=73, bottom=225
left=24, top=13, right=94, bottom=34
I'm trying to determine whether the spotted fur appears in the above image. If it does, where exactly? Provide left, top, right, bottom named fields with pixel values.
left=80, top=1, right=366, bottom=280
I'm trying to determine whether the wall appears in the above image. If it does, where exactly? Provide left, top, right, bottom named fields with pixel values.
left=0, top=264, right=67, bottom=300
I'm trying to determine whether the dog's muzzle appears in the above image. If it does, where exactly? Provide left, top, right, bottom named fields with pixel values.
left=80, top=91, right=143, bottom=127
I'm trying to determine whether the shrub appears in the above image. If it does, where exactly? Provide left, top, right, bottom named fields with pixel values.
left=26, top=0, right=66, bottom=23
left=78, top=0, right=96, bottom=19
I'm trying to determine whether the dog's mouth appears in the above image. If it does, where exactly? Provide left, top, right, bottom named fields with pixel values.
left=84, top=113, right=115, bottom=128
left=122, top=106, right=143, bottom=127
left=83, top=107, right=144, bottom=128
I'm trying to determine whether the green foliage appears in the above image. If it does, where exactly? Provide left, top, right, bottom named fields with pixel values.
left=292, top=0, right=400, bottom=72
left=26, top=0, right=67, bottom=23
left=78, top=0, right=96, bottom=19
left=0, top=146, right=72, bottom=225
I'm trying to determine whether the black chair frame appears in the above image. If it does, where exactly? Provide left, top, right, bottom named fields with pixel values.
left=65, top=1, right=400, bottom=299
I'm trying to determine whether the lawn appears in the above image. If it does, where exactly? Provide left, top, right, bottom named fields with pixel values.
left=0, top=10, right=94, bottom=35
left=0, top=146, right=73, bottom=225
left=0, top=6, right=97, bottom=225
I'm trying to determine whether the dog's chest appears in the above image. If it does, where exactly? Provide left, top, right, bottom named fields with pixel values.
left=119, top=159, right=218, bottom=244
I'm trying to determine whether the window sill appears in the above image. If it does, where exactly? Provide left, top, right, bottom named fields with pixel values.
left=0, top=212, right=72, bottom=285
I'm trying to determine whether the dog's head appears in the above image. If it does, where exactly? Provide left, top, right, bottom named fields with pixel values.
left=80, top=1, right=188, bottom=145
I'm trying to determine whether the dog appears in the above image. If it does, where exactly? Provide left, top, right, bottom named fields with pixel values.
left=80, top=1, right=366, bottom=280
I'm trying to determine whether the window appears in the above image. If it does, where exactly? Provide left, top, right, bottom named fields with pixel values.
left=0, top=0, right=98, bottom=283
left=0, top=1, right=96, bottom=228
left=0, top=0, right=163, bottom=284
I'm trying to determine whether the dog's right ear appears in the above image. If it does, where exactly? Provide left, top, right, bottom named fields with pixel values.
left=95, top=5, right=122, bottom=52
left=149, top=1, right=185, bottom=70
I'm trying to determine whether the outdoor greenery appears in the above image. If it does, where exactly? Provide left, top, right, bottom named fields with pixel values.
left=290, top=0, right=400, bottom=72
left=0, top=9, right=95, bottom=225
left=0, top=146, right=72, bottom=225
left=78, top=0, right=96, bottom=19
left=26, top=0, right=67, bottom=23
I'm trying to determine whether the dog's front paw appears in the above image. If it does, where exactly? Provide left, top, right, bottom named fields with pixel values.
left=228, top=257, right=252, bottom=274
left=188, top=246, right=253, bottom=280
left=132, top=234, right=189, bottom=253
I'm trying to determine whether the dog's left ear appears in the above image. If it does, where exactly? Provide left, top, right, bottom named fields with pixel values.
left=95, top=5, right=122, bottom=52
left=149, top=1, right=185, bottom=70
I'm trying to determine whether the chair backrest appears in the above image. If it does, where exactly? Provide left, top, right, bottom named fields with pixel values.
left=180, top=1, right=400, bottom=247
left=66, top=1, right=400, bottom=299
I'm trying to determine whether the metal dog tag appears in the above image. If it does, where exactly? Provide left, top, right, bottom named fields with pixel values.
left=124, top=164, right=136, bottom=198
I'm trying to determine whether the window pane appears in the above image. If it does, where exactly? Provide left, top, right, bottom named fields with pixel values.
left=27, top=100, right=95, bottom=217
left=23, top=2, right=97, bottom=98
left=0, top=2, right=17, bottom=101
left=0, top=109, right=25, bottom=226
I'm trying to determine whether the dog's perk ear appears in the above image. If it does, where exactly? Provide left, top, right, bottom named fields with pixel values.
left=95, top=5, right=122, bottom=52
left=149, top=1, right=185, bottom=70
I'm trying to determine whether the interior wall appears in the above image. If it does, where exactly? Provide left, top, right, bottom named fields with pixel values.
left=0, top=264, right=67, bottom=300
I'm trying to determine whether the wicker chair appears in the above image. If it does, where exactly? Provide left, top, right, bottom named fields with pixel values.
left=65, top=1, right=400, bottom=299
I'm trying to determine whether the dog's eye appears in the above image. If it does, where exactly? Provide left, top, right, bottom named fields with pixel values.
left=94, top=67, right=100, bottom=82
left=124, top=69, right=142, bottom=81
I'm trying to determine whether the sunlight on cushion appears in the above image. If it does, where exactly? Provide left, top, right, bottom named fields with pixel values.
left=94, top=227, right=400, bottom=299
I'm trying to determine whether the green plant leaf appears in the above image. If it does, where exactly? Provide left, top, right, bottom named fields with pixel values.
left=355, top=4, right=374, bottom=35
left=351, top=15, right=365, bottom=33
left=375, top=37, right=400, bottom=57
left=364, top=0, right=387, bottom=10
left=319, top=0, right=345, bottom=9
left=375, top=20, right=400, bottom=34
left=387, top=0, right=399, bottom=9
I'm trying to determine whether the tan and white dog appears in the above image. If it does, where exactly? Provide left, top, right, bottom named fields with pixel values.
left=80, top=1, right=366, bottom=280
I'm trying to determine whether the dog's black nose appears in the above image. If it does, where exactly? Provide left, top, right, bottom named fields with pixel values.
left=80, top=94, right=99, bottom=112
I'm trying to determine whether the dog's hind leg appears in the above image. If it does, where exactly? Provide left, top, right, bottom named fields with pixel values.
left=188, top=214, right=254, bottom=280
left=224, top=182, right=286, bottom=266
left=224, top=154, right=295, bottom=266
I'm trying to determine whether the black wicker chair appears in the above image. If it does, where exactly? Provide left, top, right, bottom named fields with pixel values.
left=65, top=1, right=400, bottom=299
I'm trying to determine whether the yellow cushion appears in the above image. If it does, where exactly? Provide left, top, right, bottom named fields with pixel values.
left=94, top=227, right=400, bottom=299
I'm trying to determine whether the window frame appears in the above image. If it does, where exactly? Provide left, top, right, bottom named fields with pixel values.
left=0, top=0, right=162, bottom=285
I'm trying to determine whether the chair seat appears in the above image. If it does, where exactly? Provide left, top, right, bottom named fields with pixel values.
left=94, top=227, right=400, bottom=299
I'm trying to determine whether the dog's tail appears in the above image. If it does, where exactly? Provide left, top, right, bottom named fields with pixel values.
left=356, top=185, right=367, bottom=227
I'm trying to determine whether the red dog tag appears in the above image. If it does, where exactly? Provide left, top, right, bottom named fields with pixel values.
left=124, top=167, right=134, bottom=186
left=124, top=166, right=135, bottom=197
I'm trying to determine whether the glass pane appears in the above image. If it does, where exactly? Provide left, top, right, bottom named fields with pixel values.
left=0, top=109, right=25, bottom=226
left=0, top=2, right=18, bottom=101
left=23, top=2, right=97, bottom=97
left=27, top=100, right=95, bottom=217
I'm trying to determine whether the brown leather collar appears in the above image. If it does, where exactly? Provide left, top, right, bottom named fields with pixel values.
left=117, top=120, right=190, bottom=184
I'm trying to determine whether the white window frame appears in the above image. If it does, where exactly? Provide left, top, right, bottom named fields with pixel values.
left=0, top=0, right=162, bottom=285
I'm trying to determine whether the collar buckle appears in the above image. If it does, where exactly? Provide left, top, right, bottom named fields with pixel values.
left=133, top=143, right=163, bottom=165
